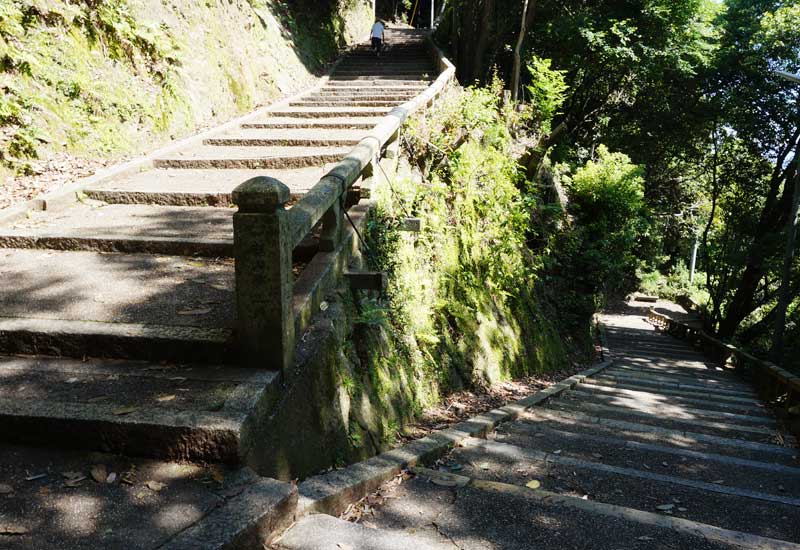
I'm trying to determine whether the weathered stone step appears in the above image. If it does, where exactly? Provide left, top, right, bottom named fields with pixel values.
left=325, top=78, right=433, bottom=86
left=307, top=92, right=418, bottom=100
left=523, top=408, right=799, bottom=465
left=0, top=248, right=235, bottom=360
left=568, top=388, right=775, bottom=424
left=603, top=365, right=752, bottom=392
left=0, top=316, right=234, bottom=363
left=205, top=128, right=366, bottom=147
left=0, top=354, right=279, bottom=461
left=266, top=107, right=390, bottom=118
left=613, top=348, right=711, bottom=363
left=155, top=144, right=352, bottom=169
left=276, top=514, right=453, bottom=549
left=584, top=376, right=762, bottom=405
left=329, top=75, right=433, bottom=82
left=451, top=438, right=800, bottom=543
left=333, top=69, right=434, bottom=77
left=242, top=117, right=382, bottom=130
left=0, top=203, right=234, bottom=256
left=578, top=381, right=768, bottom=414
left=289, top=100, right=399, bottom=108
left=605, top=336, right=700, bottom=353
left=493, top=422, right=800, bottom=495
left=83, top=167, right=326, bottom=206
left=501, top=417, right=800, bottom=475
left=592, top=372, right=756, bottom=397
left=611, top=360, right=738, bottom=382
left=320, top=81, right=429, bottom=89
left=544, top=397, right=780, bottom=442
left=367, top=472, right=789, bottom=550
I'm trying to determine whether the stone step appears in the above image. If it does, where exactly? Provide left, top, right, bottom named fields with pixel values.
left=266, top=107, right=391, bottom=118
left=610, top=360, right=738, bottom=382
left=543, top=397, right=780, bottom=443
left=582, top=376, right=762, bottom=405
left=522, top=408, right=799, bottom=465
left=577, top=381, right=768, bottom=414
left=568, top=388, right=775, bottom=424
left=512, top=410, right=800, bottom=470
left=329, top=75, right=433, bottom=82
left=0, top=354, right=279, bottom=461
left=307, top=92, right=418, bottom=100
left=0, top=203, right=234, bottom=256
left=363, top=472, right=788, bottom=550
left=325, top=78, right=433, bottom=86
left=612, top=348, right=711, bottom=362
left=451, top=438, right=800, bottom=543
left=320, top=82, right=429, bottom=89
left=591, top=372, right=756, bottom=397
left=333, top=69, right=435, bottom=77
left=289, top=100, right=399, bottom=108
left=205, top=128, right=366, bottom=147
left=494, top=420, right=800, bottom=495
left=276, top=514, right=453, bottom=550
left=0, top=249, right=235, bottom=361
left=242, top=117, right=382, bottom=130
left=154, top=144, right=352, bottom=169
left=603, top=365, right=752, bottom=392
left=83, top=167, right=327, bottom=206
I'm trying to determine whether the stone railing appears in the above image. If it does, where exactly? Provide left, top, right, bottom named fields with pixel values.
left=232, top=36, right=456, bottom=372
left=648, top=308, right=800, bottom=438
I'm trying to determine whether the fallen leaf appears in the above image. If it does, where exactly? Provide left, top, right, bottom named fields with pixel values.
left=25, top=473, right=46, bottom=482
left=177, top=307, right=212, bottom=316
left=711, top=479, right=725, bottom=484
left=591, top=453, right=603, bottom=459
left=62, top=471, right=82, bottom=480
left=209, top=466, right=225, bottom=484
left=106, top=473, right=117, bottom=484
left=678, top=507, right=687, bottom=512
left=87, top=395, right=110, bottom=403
left=64, top=476, right=87, bottom=488
left=553, top=450, right=561, bottom=455
left=90, top=465, right=107, bottom=483
left=477, top=462, right=490, bottom=470
left=336, top=544, right=353, bottom=550
left=0, top=484, right=13, bottom=494
left=431, top=477, right=460, bottom=487
left=113, top=406, right=139, bottom=416
left=146, top=480, right=166, bottom=492
left=637, top=536, right=654, bottom=541
left=156, top=394, right=176, bottom=403
left=656, top=504, right=675, bottom=511
left=0, top=524, right=29, bottom=535
left=525, top=480, right=541, bottom=489
left=320, top=301, right=329, bottom=311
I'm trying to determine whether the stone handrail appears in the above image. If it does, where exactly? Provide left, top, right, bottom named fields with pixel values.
left=647, top=308, right=800, bottom=434
left=232, top=35, right=456, bottom=371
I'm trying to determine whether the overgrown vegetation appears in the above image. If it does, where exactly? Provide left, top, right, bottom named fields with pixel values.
left=435, top=0, right=800, bottom=372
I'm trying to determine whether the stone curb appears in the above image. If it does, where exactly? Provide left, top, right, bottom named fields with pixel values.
left=295, top=359, right=614, bottom=517
left=158, top=477, right=297, bottom=550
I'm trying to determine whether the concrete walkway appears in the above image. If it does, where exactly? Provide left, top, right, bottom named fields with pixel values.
left=276, top=302, right=800, bottom=549
left=0, top=29, right=434, bottom=462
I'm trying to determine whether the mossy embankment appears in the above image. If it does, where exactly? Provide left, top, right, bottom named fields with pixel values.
left=252, top=84, right=595, bottom=480
left=0, top=0, right=373, bottom=177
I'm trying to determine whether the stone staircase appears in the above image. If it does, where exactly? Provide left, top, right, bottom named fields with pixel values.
left=276, top=306, right=800, bottom=549
left=0, top=29, right=437, bottom=464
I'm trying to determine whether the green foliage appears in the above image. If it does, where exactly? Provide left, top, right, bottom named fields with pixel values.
left=524, top=56, right=568, bottom=135
left=362, top=84, right=571, bottom=397
left=565, top=145, right=646, bottom=294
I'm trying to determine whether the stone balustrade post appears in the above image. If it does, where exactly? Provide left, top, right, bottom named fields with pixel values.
left=232, top=177, right=294, bottom=371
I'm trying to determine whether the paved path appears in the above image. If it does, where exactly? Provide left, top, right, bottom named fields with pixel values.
left=0, top=29, right=436, bottom=461
left=276, top=304, right=800, bottom=549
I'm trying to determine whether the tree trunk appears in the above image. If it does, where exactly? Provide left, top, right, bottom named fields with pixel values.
left=511, top=0, right=530, bottom=102
left=770, top=139, right=800, bottom=361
